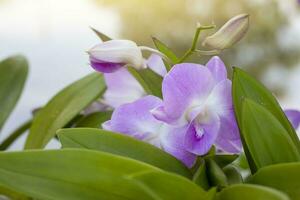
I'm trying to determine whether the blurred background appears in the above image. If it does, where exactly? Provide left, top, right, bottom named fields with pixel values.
left=0, top=0, right=300, bottom=149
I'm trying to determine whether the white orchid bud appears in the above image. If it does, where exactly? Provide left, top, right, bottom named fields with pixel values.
left=88, top=40, right=145, bottom=73
left=202, top=14, right=249, bottom=50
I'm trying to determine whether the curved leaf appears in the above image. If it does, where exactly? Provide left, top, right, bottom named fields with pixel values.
left=241, top=99, right=300, bottom=168
left=128, top=171, right=208, bottom=200
left=249, top=162, right=300, bottom=200
left=25, top=73, right=105, bottom=149
left=0, top=149, right=204, bottom=200
left=0, top=119, right=32, bottom=150
left=0, top=55, right=28, bottom=130
left=232, top=67, right=300, bottom=172
left=127, top=67, right=163, bottom=97
left=192, top=159, right=209, bottom=190
left=217, top=184, right=290, bottom=200
left=75, top=111, right=112, bottom=128
left=152, top=37, right=179, bottom=66
left=57, top=128, right=191, bottom=178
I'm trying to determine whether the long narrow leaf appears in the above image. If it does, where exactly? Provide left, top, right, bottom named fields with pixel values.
left=241, top=99, right=300, bottom=169
left=0, top=55, right=28, bottom=130
left=0, top=149, right=205, bottom=200
left=57, top=128, right=191, bottom=178
left=25, top=73, right=105, bottom=149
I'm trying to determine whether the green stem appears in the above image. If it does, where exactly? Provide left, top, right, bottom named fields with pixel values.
left=179, top=24, right=216, bottom=63
left=0, top=119, right=32, bottom=150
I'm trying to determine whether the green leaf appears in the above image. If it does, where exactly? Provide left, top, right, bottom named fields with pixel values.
left=152, top=37, right=179, bottom=64
left=25, top=73, right=106, bottom=149
left=128, top=171, right=209, bottom=200
left=249, top=162, right=300, bottom=200
left=232, top=67, right=300, bottom=172
left=192, top=159, right=209, bottom=190
left=216, top=184, right=290, bottom=200
left=241, top=99, right=300, bottom=169
left=90, top=27, right=112, bottom=41
left=57, top=128, right=192, bottom=178
left=75, top=111, right=112, bottom=128
left=0, top=186, right=30, bottom=200
left=223, top=165, right=243, bottom=185
left=127, top=67, right=163, bottom=97
left=206, top=158, right=228, bottom=189
left=0, top=149, right=204, bottom=200
left=209, top=154, right=238, bottom=168
left=0, top=55, right=28, bottom=130
left=0, top=119, right=32, bottom=150
left=0, top=149, right=154, bottom=200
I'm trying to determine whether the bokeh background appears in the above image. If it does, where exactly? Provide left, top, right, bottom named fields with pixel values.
left=1, top=0, right=300, bottom=149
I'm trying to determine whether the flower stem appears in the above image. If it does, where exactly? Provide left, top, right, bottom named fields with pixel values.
left=179, top=24, right=216, bottom=63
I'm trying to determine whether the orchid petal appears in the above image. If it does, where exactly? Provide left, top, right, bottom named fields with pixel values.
left=285, top=109, right=300, bottom=130
left=160, top=125, right=197, bottom=168
left=102, top=95, right=163, bottom=147
left=103, top=68, right=145, bottom=108
left=185, top=113, right=220, bottom=155
left=147, top=54, right=167, bottom=76
left=206, top=56, right=227, bottom=83
left=89, top=40, right=144, bottom=72
left=215, top=113, right=242, bottom=153
left=161, top=63, right=215, bottom=122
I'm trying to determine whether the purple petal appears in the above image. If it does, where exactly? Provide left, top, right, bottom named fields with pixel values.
left=90, top=56, right=124, bottom=73
left=161, top=125, right=197, bottom=168
left=102, top=95, right=163, bottom=147
left=147, top=54, right=167, bottom=76
left=215, top=113, right=242, bottom=153
left=205, top=79, right=233, bottom=117
left=161, top=63, right=215, bottom=122
left=206, top=56, right=227, bottom=83
left=285, top=109, right=300, bottom=130
left=184, top=114, right=220, bottom=155
left=103, top=68, right=145, bottom=108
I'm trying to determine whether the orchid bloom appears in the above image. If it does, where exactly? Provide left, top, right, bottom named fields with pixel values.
left=102, top=96, right=196, bottom=167
left=151, top=56, right=241, bottom=155
left=102, top=54, right=166, bottom=108
left=285, top=109, right=300, bottom=133
left=88, top=40, right=145, bottom=73
left=102, top=56, right=241, bottom=167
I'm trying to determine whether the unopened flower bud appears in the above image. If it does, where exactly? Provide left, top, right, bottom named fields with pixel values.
left=202, top=14, right=249, bottom=50
left=88, top=40, right=145, bottom=73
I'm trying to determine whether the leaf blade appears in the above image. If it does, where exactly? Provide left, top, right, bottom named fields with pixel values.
left=0, top=55, right=28, bottom=130
left=25, top=73, right=106, bottom=149
left=241, top=99, right=300, bottom=168
left=57, top=128, right=192, bottom=178
left=217, top=184, right=290, bottom=200
left=249, top=162, right=300, bottom=200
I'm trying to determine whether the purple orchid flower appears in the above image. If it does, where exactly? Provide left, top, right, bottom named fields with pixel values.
left=285, top=109, right=300, bottom=130
left=88, top=40, right=146, bottom=73
left=102, top=96, right=196, bottom=167
left=102, top=56, right=241, bottom=167
left=102, top=54, right=166, bottom=108
left=151, top=56, right=242, bottom=155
